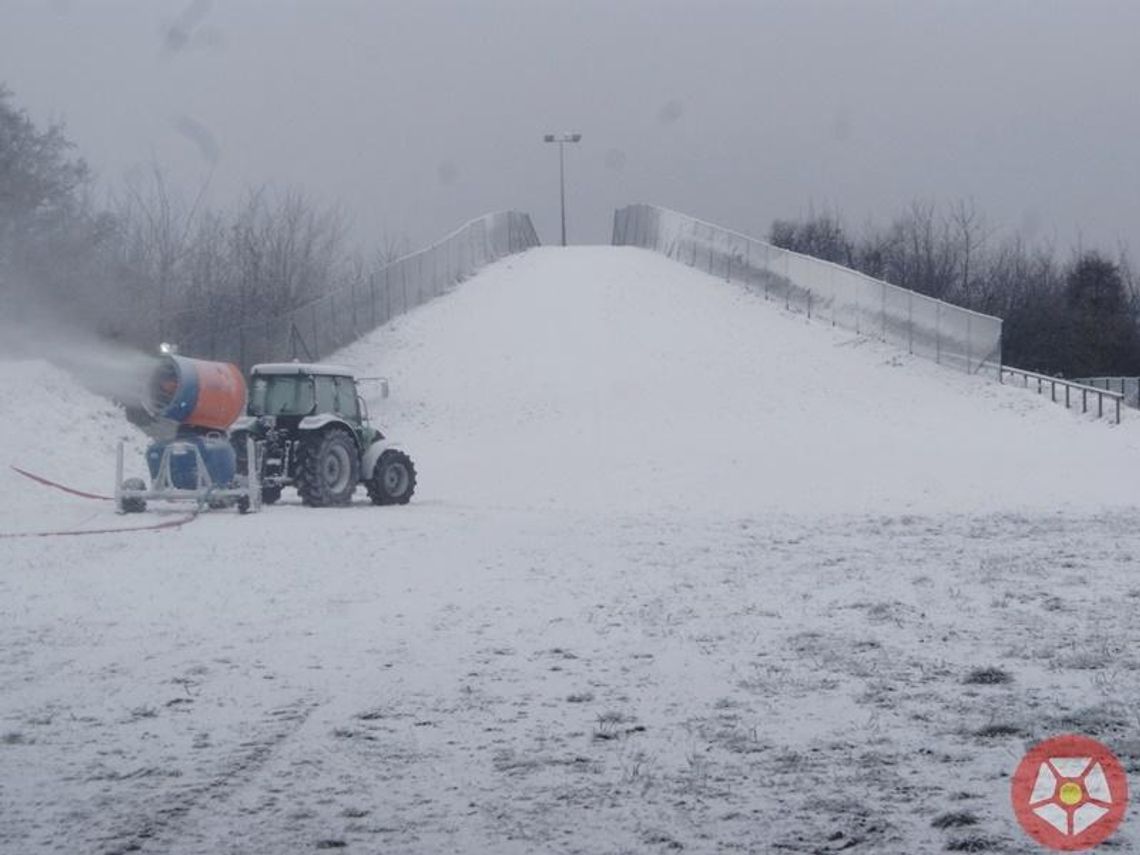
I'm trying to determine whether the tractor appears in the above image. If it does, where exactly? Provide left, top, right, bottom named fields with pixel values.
left=229, top=362, right=416, bottom=507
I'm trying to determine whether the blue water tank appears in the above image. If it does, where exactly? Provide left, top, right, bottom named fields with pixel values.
left=146, top=436, right=237, bottom=490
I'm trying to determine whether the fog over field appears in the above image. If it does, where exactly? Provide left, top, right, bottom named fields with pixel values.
left=2, top=0, right=1138, bottom=250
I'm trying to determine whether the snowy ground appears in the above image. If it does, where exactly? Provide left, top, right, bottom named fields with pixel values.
left=2, top=247, right=1140, bottom=853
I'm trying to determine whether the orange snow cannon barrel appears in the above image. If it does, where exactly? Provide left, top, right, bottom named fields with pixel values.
left=145, top=355, right=247, bottom=430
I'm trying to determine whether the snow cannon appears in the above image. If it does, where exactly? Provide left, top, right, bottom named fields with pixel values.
left=115, top=351, right=260, bottom=515
left=145, top=355, right=247, bottom=431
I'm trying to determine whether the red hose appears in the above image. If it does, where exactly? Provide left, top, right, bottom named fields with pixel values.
left=0, top=512, right=199, bottom=539
left=9, top=465, right=115, bottom=501
left=4, top=463, right=200, bottom=538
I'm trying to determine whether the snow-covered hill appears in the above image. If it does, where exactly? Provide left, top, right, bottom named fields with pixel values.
left=2, top=247, right=1138, bottom=854
left=340, top=246, right=1140, bottom=515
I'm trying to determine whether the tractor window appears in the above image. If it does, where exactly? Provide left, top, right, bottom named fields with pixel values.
left=250, top=376, right=315, bottom=416
left=334, top=377, right=360, bottom=421
left=314, top=376, right=338, bottom=414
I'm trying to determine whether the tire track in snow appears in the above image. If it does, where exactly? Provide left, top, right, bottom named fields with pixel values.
left=96, top=696, right=320, bottom=855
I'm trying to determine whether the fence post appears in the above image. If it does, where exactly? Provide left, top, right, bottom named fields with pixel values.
left=829, top=268, right=836, bottom=326
left=1082, top=389, right=1087, bottom=414
left=966, top=314, right=972, bottom=373
left=785, top=262, right=791, bottom=310
left=370, top=273, right=377, bottom=329
left=936, top=302, right=942, bottom=364
left=385, top=267, right=392, bottom=322
left=880, top=282, right=886, bottom=341
left=350, top=282, right=358, bottom=339
left=907, top=293, right=913, bottom=354
left=311, top=303, right=319, bottom=360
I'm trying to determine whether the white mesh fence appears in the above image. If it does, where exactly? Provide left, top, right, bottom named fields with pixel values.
left=179, top=210, right=540, bottom=370
left=613, top=204, right=1002, bottom=374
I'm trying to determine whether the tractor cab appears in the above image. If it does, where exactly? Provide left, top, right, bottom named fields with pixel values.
left=249, top=367, right=365, bottom=424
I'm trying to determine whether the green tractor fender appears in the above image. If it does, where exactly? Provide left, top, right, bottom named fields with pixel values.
left=361, top=437, right=406, bottom=480
left=298, top=414, right=359, bottom=436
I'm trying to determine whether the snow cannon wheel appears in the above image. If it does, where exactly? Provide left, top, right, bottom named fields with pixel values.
left=367, top=450, right=416, bottom=506
left=298, top=429, right=358, bottom=507
left=120, top=477, right=147, bottom=513
left=261, top=485, right=282, bottom=505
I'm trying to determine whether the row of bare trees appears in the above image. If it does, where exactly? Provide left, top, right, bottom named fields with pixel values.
left=0, top=85, right=393, bottom=358
left=111, top=172, right=362, bottom=348
left=769, top=202, right=1140, bottom=377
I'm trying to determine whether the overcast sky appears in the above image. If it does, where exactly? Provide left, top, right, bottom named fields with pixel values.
left=3, top=0, right=1138, bottom=255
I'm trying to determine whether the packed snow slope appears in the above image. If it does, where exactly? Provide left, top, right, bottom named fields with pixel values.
left=3, top=247, right=1140, bottom=855
left=0, top=359, right=148, bottom=535
left=341, top=246, right=1140, bottom=516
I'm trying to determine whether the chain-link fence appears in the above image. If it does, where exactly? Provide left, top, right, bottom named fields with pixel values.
left=614, top=204, right=1003, bottom=375
left=177, top=210, right=539, bottom=371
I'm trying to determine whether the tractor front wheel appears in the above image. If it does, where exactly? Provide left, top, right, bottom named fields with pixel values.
left=367, top=450, right=416, bottom=505
left=298, top=429, right=359, bottom=507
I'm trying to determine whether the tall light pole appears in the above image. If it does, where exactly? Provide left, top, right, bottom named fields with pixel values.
left=543, top=132, right=582, bottom=246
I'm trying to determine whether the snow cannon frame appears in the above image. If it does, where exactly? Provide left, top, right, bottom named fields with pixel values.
left=115, top=434, right=262, bottom=515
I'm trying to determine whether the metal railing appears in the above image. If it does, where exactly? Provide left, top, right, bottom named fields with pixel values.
left=1000, top=366, right=1123, bottom=423
left=1073, top=376, right=1140, bottom=409
left=613, top=204, right=1003, bottom=375
left=176, top=210, right=540, bottom=371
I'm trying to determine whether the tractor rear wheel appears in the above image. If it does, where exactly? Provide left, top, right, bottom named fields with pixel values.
left=298, top=429, right=358, bottom=507
left=367, top=450, right=416, bottom=505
